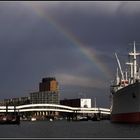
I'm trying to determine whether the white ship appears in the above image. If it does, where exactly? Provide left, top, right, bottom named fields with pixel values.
left=110, top=41, right=140, bottom=123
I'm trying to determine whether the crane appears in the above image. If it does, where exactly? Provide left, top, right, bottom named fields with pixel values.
left=115, top=53, right=125, bottom=82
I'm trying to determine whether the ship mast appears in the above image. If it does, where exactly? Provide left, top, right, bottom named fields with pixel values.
left=129, top=41, right=140, bottom=83
left=126, top=62, right=133, bottom=83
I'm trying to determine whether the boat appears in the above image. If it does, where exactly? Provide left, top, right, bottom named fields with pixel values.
left=31, top=117, right=37, bottom=121
left=0, top=113, right=20, bottom=125
left=76, top=116, right=89, bottom=121
left=49, top=118, right=53, bottom=122
left=0, top=105, right=20, bottom=125
left=91, top=114, right=100, bottom=121
left=110, top=41, right=140, bottom=123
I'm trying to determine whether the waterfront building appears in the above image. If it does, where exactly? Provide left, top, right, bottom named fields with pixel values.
left=30, top=77, right=60, bottom=104
left=60, top=98, right=91, bottom=108
left=0, top=100, right=4, bottom=106
left=4, top=99, right=12, bottom=105
left=20, top=97, right=30, bottom=105
left=39, top=77, right=59, bottom=92
left=11, top=98, right=20, bottom=105
left=30, top=91, right=59, bottom=104
left=29, top=77, right=60, bottom=119
left=3, top=96, right=30, bottom=106
left=1, top=77, right=60, bottom=119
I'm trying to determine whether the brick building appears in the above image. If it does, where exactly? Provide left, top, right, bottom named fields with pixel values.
left=30, top=77, right=59, bottom=104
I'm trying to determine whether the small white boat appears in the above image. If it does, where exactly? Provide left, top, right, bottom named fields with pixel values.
left=49, top=118, right=53, bottom=122
left=31, top=117, right=37, bottom=121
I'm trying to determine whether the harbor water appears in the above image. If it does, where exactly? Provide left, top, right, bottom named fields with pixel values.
left=0, top=120, right=140, bottom=138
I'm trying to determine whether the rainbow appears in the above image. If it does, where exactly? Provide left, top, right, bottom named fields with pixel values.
left=22, top=2, right=112, bottom=80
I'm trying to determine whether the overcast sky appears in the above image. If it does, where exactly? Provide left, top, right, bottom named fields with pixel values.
left=0, top=1, right=140, bottom=107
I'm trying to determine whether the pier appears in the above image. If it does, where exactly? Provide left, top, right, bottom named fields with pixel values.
left=0, top=104, right=110, bottom=121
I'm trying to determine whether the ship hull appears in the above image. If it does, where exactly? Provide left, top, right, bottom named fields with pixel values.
left=111, top=82, right=140, bottom=123
left=111, top=112, right=140, bottom=123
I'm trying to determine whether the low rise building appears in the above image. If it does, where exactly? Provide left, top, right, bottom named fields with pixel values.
left=60, top=98, right=91, bottom=108
left=3, top=96, right=30, bottom=106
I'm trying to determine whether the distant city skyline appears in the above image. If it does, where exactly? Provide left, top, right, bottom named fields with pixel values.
left=0, top=1, right=140, bottom=107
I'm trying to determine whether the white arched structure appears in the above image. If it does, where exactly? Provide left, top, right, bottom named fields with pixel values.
left=0, top=104, right=110, bottom=114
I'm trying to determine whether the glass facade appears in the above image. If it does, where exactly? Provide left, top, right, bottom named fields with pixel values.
left=30, top=91, right=60, bottom=104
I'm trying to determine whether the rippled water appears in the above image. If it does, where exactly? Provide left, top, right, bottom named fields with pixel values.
left=0, top=120, right=140, bottom=138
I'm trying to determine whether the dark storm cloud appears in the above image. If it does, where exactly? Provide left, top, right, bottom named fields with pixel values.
left=40, top=1, right=140, bottom=48
left=0, top=1, right=140, bottom=107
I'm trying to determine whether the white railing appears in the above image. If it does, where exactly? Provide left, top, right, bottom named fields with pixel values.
left=0, top=104, right=110, bottom=114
